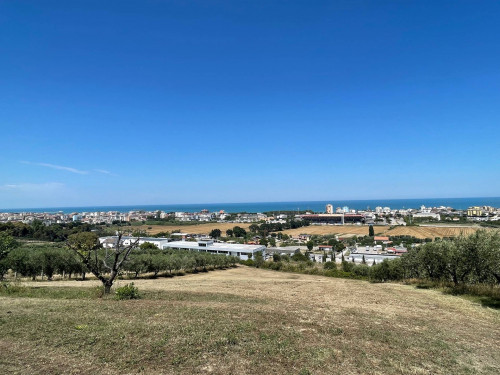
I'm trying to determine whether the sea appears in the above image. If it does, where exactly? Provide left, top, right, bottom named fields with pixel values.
left=1, top=197, right=500, bottom=214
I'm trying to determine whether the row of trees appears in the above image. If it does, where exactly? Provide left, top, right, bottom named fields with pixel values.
left=244, top=231, right=500, bottom=288
left=1, top=243, right=86, bottom=281
left=385, top=230, right=500, bottom=285
left=248, top=219, right=310, bottom=236
left=342, top=230, right=500, bottom=285
left=210, top=226, right=247, bottom=239
left=124, top=245, right=238, bottom=279
left=0, top=220, right=98, bottom=242
left=0, top=232, right=238, bottom=294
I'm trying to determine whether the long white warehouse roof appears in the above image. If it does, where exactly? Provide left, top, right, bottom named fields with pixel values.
left=164, top=240, right=265, bottom=254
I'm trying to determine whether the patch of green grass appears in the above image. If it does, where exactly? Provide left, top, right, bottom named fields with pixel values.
left=0, top=283, right=104, bottom=299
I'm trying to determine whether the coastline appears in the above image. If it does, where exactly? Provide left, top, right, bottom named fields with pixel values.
left=1, top=197, right=499, bottom=214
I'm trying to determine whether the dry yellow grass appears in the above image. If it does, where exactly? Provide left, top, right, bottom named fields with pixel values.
left=384, top=225, right=483, bottom=239
left=3, top=267, right=500, bottom=374
left=2, top=267, right=500, bottom=374
left=282, top=224, right=493, bottom=239
left=133, top=222, right=251, bottom=235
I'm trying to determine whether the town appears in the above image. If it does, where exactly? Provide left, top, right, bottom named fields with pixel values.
left=1, top=203, right=499, bottom=225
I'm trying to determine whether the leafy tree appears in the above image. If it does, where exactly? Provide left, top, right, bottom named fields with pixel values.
left=0, top=233, right=18, bottom=279
left=140, top=242, right=158, bottom=250
left=210, top=229, right=222, bottom=239
left=226, top=229, right=233, bottom=237
left=125, top=255, right=147, bottom=278
left=254, top=251, right=264, bottom=268
left=306, top=241, right=314, bottom=251
left=67, top=232, right=140, bottom=294
left=369, top=225, right=374, bottom=237
left=232, top=226, right=247, bottom=238
left=291, top=251, right=308, bottom=262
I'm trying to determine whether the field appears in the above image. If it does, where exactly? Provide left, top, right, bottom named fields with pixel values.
left=1, top=267, right=499, bottom=374
left=382, top=225, right=481, bottom=239
left=131, top=222, right=489, bottom=240
left=132, top=222, right=251, bottom=235
left=282, top=225, right=488, bottom=239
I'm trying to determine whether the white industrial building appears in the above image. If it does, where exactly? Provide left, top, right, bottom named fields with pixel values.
left=99, top=236, right=171, bottom=249
left=164, top=240, right=265, bottom=260
left=98, top=236, right=265, bottom=260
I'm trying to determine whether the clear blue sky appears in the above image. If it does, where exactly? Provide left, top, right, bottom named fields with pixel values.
left=1, top=1, right=499, bottom=209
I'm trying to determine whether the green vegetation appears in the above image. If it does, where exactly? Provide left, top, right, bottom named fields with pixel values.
left=247, top=220, right=310, bottom=237
left=245, top=231, right=500, bottom=304
left=1, top=234, right=238, bottom=292
left=67, top=232, right=141, bottom=294
left=114, top=283, right=140, bottom=300
left=0, top=220, right=102, bottom=242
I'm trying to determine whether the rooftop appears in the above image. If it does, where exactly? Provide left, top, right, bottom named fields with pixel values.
left=165, top=240, right=265, bottom=253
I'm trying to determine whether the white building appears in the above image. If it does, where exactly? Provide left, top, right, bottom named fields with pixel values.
left=164, top=240, right=265, bottom=260
left=99, top=236, right=171, bottom=249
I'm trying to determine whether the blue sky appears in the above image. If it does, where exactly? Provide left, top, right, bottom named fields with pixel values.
left=1, top=1, right=499, bottom=209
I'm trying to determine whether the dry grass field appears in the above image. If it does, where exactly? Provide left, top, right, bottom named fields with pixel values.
left=133, top=222, right=251, bottom=235
left=282, top=225, right=490, bottom=239
left=384, top=225, right=482, bottom=239
left=1, top=267, right=499, bottom=374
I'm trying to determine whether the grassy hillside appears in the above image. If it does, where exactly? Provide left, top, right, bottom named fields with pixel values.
left=1, top=267, right=499, bottom=374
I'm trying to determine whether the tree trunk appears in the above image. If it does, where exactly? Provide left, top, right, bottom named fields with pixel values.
left=104, top=282, right=112, bottom=294
left=82, top=272, right=86, bottom=281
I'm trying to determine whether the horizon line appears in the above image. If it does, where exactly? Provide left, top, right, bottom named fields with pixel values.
left=1, top=196, right=500, bottom=211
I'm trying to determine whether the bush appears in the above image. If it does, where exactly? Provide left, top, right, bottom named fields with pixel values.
left=323, top=261, right=336, bottom=270
left=352, top=264, right=370, bottom=277
left=115, top=283, right=140, bottom=300
left=341, top=261, right=354, bottom=273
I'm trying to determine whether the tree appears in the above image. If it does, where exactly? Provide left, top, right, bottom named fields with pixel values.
left=140, top=242, right=158, bottom=250
left=210, top=229, right=222, bottom=239
left=67, top=232, right=140, bottom=294
left=0, top=233, right=18, bottom=279
left=369, top=225, right=374, bottom=237
left=249, top=224, right=260, bottom=233
left=232, top=226, right=247, bottom=237
left=254, top=251, right=264, bottom=268
left=226, top=229, right=233, bottom=237
left=306, top=240, right=314, bottom=251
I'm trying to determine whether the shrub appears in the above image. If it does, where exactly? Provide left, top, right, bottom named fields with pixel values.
left=115, top=283, right=140, bottom=300
left=352, top=264, right=370, bottom=277
left=323, top=261, right=336, bottom=270
left=341, top=261, right=354, bottom=273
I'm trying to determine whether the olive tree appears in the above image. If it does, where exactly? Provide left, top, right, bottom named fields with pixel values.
left=67, top=232, right=140, bottom=294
